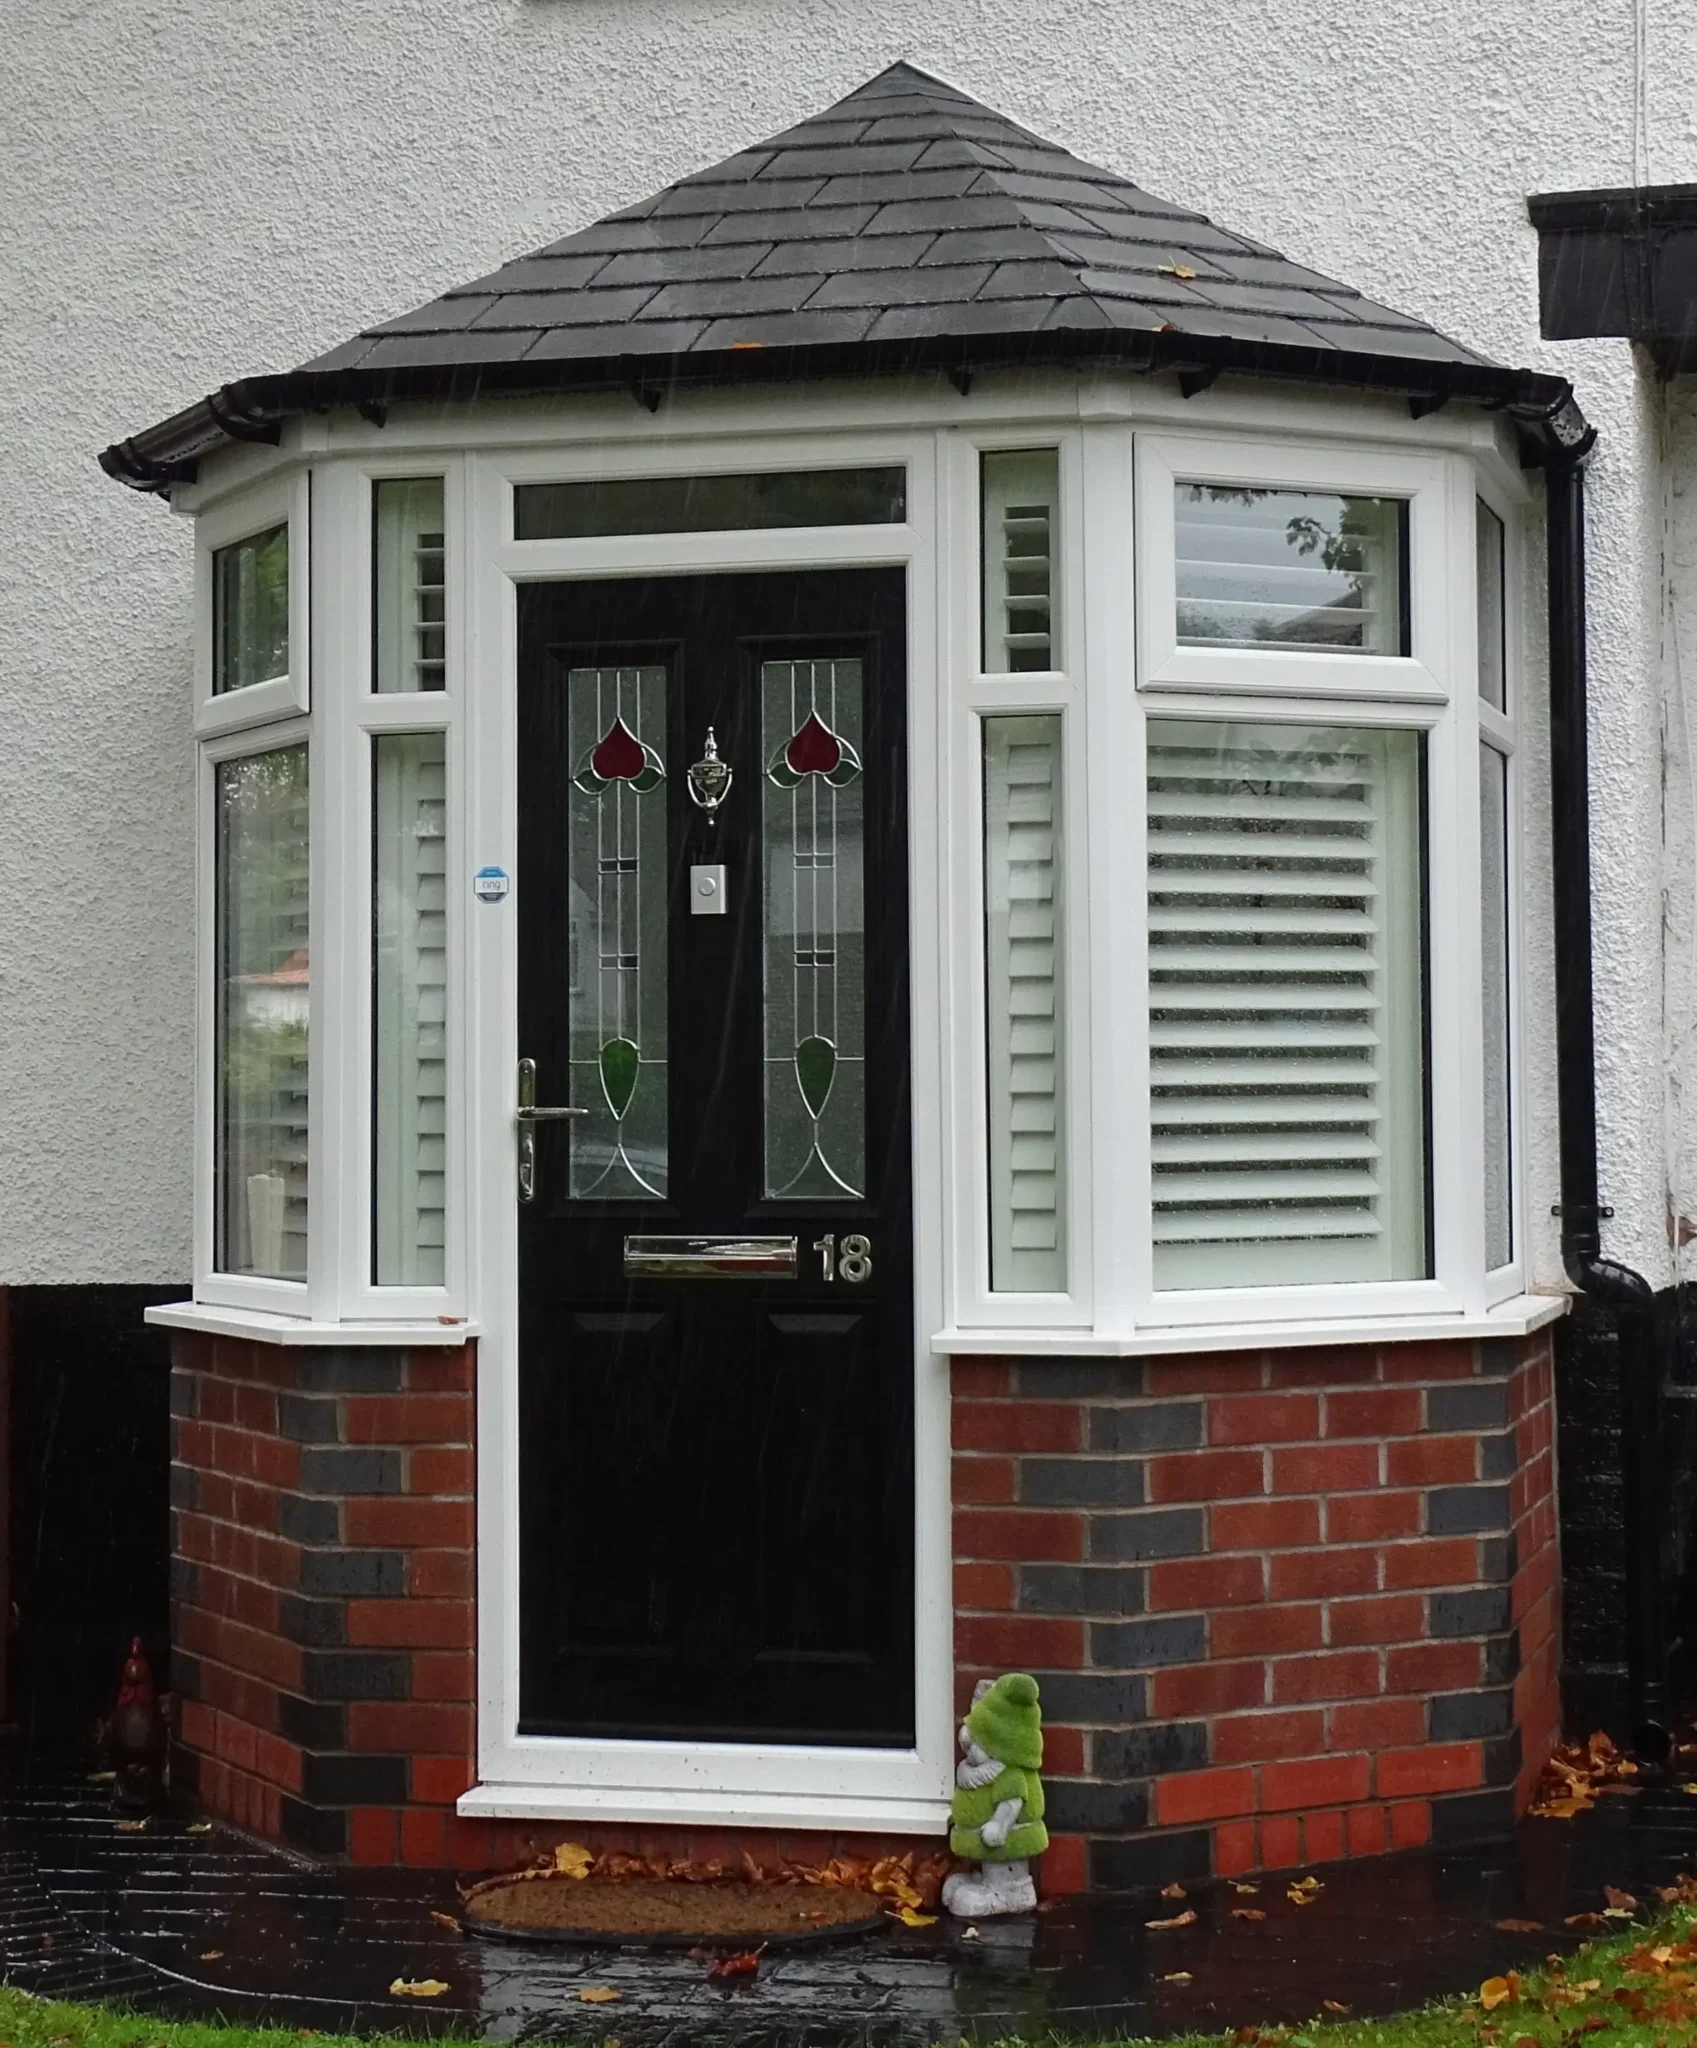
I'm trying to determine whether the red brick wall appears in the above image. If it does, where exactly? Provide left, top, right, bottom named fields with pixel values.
left=953, top=1333, right=1560, bottom=1890
left=169, top=1333, right=476, bottom=1863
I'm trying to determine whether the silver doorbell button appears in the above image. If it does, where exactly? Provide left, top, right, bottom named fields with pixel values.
left=690, top=863, right=727, bottom=915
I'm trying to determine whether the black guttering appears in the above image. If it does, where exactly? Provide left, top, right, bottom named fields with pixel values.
left=99, top=333, right=1591, bottom=497
left=1530, top=183, right=1697, bottom=372
left=1543, top=442, right=1669, bottom=1745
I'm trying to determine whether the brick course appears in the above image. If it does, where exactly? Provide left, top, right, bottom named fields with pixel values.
left=952, top=1332, right=1561, bottom=1888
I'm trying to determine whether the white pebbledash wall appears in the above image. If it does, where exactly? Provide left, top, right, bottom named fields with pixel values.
left=3, top=0, right=1695, bottom=1289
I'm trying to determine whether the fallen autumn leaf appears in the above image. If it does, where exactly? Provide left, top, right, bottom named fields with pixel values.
left=578, top=1988, right=622, bottom=2004
left=1146, top=1908, right=1198, bottom=1930
left=389, top=1979, right=449, bottom=1999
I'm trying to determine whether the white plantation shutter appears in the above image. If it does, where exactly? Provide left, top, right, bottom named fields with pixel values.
left=1145, top=719, right=1428, bottom=1290
left=374, top=732, right=448, bottom=1285
left=374, top=479, right=447, bottom=693
left=985, top=715, right=1066, bottom=1290
left=981, top=451, right=1059, bottom=673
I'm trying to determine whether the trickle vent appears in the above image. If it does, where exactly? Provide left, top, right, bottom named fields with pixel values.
left=985, top=716, right=1065, bottom=1291
left=1146, top=720, right=1427, bottom=1291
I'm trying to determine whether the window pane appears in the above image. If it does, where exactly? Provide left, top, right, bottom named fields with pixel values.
left=374, top=733, right=448, bottom=1285
left=984, top=715, right=1065, bottom=1290
left=763, top=659, right=866, bottom=1199
left=982, top=451, right=1059, bottom=672
left=567, top=666, right=669, bottom=1199
left=374, top=480, right=446, bottom=693
left=1481, top=743, right=1513, bottom=1269
left=1147, top=719, right=1429, bottom=1289
left=1477, top=499, right=1506, bottom=711
left=1175, top=485, right=1409, bottom=655
left=213, top=524, right=289, bottom=692
left=515, top=466, right=906, bottom=541
left=215, top=745, right=309, bottom=1278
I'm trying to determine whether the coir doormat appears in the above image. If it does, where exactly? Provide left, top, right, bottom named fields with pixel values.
left=462, top=1874, right=888, bottom=1947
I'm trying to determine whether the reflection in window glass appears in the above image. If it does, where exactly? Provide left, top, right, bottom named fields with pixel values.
left=213, top=524, right=289, bottom=692
left=1175, top=485, right=1408, bottom=655
left=1147, top=718, right=1429, bottom=1289
left=566, top=667, right=669, bottom=1199
left=515, top=467, right=906, bottom=540
left=374, top=733, right=448, bottom=1285
left=981, top=451, right=1059, bottom=672
left=1477, top=499, right=1506, bottom=712
left=216, top=745, right=309, bottom=1279
left=1481, top=744, right=1513, bottom=1269
left=763, top=658, right=866, bottom=1200
left=374, top=481, right=446, bottom=693
left=984, top=715, right=1065, bottom=1290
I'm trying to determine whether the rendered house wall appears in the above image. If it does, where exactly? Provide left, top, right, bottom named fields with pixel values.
left=1, top=0, right=1695, bottom=1290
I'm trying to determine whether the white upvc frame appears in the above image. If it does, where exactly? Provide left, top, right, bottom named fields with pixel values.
left=193, top=471, right=311, bottom=736
left=1135, top=434, right=1451, bottom=703
left=462, top=424, right=957, bottom=1833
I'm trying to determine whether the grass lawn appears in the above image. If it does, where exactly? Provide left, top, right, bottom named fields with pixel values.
left=6, top=1905, right=1697, bottom=2048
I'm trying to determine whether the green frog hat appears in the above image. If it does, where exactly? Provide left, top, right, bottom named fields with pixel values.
left=967, top=1671, right=1043, bottom=1769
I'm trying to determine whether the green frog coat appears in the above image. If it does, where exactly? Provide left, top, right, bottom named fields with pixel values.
left=949, top=1763, right=1048, bottom=1863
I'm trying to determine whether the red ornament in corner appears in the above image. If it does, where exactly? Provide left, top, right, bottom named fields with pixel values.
left=106, top=1636, right=171, bottom=1808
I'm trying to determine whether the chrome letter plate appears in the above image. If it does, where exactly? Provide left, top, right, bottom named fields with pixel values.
left=623, top=1234, right=798, bottom=1280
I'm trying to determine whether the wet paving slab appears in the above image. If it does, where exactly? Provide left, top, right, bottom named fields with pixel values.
left=7, top=1781, right=1697, bottom=2043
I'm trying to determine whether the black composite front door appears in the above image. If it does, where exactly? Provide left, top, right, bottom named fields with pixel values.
left=516, top=569, right=914, bottom=1747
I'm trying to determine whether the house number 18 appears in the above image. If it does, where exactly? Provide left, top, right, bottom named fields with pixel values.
left=812, top=1232, right=873, bottom=1283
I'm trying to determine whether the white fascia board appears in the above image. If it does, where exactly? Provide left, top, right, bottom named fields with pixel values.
left=932, top=1291, right=1571, bottom=1356
left=145, top=1300, right=479, bottom=1346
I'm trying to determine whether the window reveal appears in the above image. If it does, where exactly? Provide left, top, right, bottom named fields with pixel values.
left=215, top=743, right=309, bottom=1279
left=566, top=666, right=669, bottom=1200
left=983, top=715, right=1065, bottom=1292
left=373, top=732, right=448, bottom=1285
left=762, top=658, right=866, bottom=1200
left=1146, top=719, right=1429, bottom=1290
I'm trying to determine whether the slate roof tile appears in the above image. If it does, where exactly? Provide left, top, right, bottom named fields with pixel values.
left=807, top=262, right=996, bottom=308
left=644, top=275, right=822, bottom=319
left=755, top=234, right=941, bottom=275
left=117, top=59, right=1523, bottom=464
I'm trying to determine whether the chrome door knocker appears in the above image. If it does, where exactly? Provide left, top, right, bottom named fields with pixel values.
left=687, top=726, right=733, bottom=815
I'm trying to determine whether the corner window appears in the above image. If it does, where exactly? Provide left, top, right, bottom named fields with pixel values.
left=983, top=714, right=1066, bottom=1291
left=1476, top=499, right=1506, bottom=712
left=982, top=451, right=1060, bottom=672
left=373, top=732, right=448, bottom=1285
left=213, top=523, right=289, bottom=692
left=214, top=742, right=309, bottom=1282
left=1145, top=718, right=1429, bottom=1291
left=374, top=480, right=447, bottom=693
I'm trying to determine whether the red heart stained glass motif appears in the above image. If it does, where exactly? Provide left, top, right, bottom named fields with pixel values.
left=784, top=711, right=843, bottom=778
left=590, top=717, right=648, bottom=782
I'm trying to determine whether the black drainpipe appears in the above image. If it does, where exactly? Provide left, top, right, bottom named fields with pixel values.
left=1545, top=450, right=1670, bottom=1749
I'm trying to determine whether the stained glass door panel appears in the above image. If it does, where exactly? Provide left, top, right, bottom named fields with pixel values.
left=515, top=570, right=912, bottom=1749
left=762, top=658, right=865, bottom=1200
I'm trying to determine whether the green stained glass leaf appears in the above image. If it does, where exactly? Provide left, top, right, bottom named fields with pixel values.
left=794, top=1035, right=836, bottom=1122
left=599, top=1036, right=640, bottom=1121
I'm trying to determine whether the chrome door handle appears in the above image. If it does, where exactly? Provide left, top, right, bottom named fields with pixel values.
left=517, top=1058, right=586, bottom=1202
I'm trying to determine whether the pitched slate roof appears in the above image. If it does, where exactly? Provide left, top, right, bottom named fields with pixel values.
left=103, top=62, right=1588, bottom=489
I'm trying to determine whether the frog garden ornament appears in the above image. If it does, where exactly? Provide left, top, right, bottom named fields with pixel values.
left=941, top=1672, right=1048, bottom=1917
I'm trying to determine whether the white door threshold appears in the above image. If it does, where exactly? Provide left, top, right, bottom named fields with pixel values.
left=458, top=1780, right=951, bottom=1835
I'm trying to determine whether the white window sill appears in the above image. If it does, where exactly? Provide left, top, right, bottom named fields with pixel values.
left=932, top=1291, right=1570, bottom=1357
left=144, top=1301, right=480, bottom=1346
left=457, top=1780, right=950, bottom=1835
